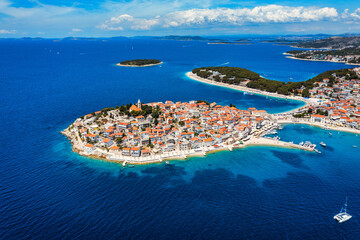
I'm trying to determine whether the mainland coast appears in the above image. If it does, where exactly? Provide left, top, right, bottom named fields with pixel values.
left=284, top=53, right=360, bottom=66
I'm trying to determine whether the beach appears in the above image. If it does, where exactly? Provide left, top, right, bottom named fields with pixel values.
left=62, top=126, right=315, bottom=166
left=276, top=118, right=360, bottom=135
left=186, top=71, right=318, bottom=114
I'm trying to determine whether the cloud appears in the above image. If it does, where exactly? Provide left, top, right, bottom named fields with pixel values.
left=72, top=28, right=82, bottom=32
left=100, top=14, right=159, bottom=30
left=0, top=0, right=76, bottom=19
left=101, top=5, right=339, bottom=31
left=350, top=8, right=360, bottom=20
left=0, top=29, right=16, bottom=34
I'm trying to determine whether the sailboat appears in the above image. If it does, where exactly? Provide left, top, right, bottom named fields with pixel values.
left=334, top=197, right=352, bottom=223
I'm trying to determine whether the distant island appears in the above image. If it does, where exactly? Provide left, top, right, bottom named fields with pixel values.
left=116, top=59, right=162, bottom=67
left=285, top=36, right=360, bottom=65
left=207, top=42, right=253, bottom=45
left=154, top=35, right=222, bottom=42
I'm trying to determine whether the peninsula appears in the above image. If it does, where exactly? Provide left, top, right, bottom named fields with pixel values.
left=189, top=66, right=319, bottom=97
left=116, top=59, right=162, bottom=67
left=62, top=100, right=316, bottom=165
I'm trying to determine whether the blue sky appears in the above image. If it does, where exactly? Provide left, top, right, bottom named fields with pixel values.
left=0, top=0, right=360, bottom=37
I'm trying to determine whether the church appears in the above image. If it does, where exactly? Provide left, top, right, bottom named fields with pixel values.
left=129, top=99, right=142, bottom=112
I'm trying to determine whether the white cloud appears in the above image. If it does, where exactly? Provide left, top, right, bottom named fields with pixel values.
left=0, top=0, right=76, bottom=19
left=72, top=28, right=82, bottom=32
left=100, top=14, right=159, bottom=31
left=0, top=29, right=16, bottom=34
left=101, top=5, right=339, bottom=31
left=350, top=8, right=360, bottom=20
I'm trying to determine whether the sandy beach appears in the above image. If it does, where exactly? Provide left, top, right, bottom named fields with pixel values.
left=186, top=72, right=318, bottom=114
left=61, top=127, right=316, bottom=166
left=276, top=118, right=360, bottom=135
left=105, top=136, right=315, bottom=165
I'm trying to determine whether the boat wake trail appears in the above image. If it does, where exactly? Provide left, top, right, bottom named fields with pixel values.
left=217, top=62, right=229, bottom=66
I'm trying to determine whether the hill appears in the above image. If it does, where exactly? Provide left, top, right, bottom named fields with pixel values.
left=294, top=36, right=360, bottom=49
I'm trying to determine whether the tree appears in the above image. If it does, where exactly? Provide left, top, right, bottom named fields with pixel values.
left=302, top=88, right=310, bottom=98
left=115, top=137, right=122, bottom=144
left=179, top=121, right=185, bottom=126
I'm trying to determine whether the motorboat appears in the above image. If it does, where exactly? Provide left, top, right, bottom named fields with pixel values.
left=320, top=142, right=326, bottom=147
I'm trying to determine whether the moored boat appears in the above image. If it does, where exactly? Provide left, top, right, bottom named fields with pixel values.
left=334, top=197, right=352, bottom=223
left=320, top=142, right=326, bottom=147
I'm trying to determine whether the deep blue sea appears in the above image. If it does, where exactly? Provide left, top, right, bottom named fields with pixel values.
left=1, top=38, right=360, bottom=239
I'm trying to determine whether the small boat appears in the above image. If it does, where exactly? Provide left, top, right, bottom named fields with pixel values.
left=320, top=142, right=326, bottom=147
left=165, top=161, right=170, bottom=165
left=314, top=149, right=321, bottom=154
left=334, top=197, right=352, bottom=223
left=353, top=145, right=358, bottom=148
left=329, top=132, right=332, bottom=136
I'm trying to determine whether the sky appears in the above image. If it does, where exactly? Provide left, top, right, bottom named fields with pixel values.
left=0, top=0, right=360, bottom=37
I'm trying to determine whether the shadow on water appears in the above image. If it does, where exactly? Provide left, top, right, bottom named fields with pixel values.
left=271, top=150, right=309, bottom=170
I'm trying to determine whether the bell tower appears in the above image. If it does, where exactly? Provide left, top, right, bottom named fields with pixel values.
left=137, top=99, right=142, bottom=110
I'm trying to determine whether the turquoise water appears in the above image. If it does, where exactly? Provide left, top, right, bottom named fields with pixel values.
left=1, top=38, right=360, bottom=239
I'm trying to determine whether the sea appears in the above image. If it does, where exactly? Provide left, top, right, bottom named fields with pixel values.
left=1, top=38, right=360, bottom=239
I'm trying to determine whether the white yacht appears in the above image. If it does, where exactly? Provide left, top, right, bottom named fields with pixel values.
left=320, top=142, right=326, bottom=147
left=334, top=197, right=352, bottom=223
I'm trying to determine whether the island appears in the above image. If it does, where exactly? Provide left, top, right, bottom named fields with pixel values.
left=207, top=41, right=253, bottom=45
left=116, top=59, right=162, bottom=67
left=62, top=100, right=317, bottom=166
left=187, top=66, right=360, bottom=134
left=285, top=36, right=360, bottom=65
